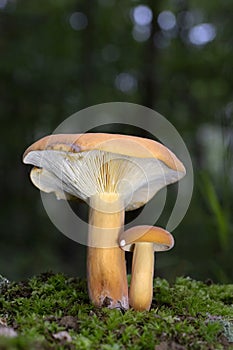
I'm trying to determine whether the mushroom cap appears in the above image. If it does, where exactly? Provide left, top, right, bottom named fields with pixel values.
left=23, top=133, right=186, bottom=211
left=23, top=133, right=185, bottom=173
left=119, top=225, right=174, bottom=252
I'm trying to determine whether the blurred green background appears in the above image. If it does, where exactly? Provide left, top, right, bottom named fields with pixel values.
left=0, top=0, right=232, bottom=283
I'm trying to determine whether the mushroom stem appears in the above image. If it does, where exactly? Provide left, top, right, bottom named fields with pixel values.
left=129, top=243, right=154, bottom=311
left=87, top=192, right=128, bottom=309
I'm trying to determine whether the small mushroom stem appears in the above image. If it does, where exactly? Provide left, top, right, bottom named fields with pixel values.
left=129, top=243, right=154, bottom=311
left=87, top=193, right=128, bottom=309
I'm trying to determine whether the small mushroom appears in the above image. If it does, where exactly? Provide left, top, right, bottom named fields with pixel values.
left=119, top=225, right=174, bottom=311
left=23, top=133, right=185, bottom=309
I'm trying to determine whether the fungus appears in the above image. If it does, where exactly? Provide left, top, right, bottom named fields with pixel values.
left=119, top=225, right=174, bottom=311
left=23, top=133, right=185, bottom=309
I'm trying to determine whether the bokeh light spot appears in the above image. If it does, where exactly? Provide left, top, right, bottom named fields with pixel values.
left=157, top=11, right=176, bottom=31
left=132, top=5, right=153, bottom=26
left=132, top=24, right=151, bottom=42
left=0, top=0, right=7, bottom=9
left=69, top=12, right=88, bottom=31
left=188, top=23, right=216, bottom=46
left=115, top=73, right=138, bottom=93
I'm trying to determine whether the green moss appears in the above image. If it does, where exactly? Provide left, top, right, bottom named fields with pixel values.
left=0, top=273, right=232, bottom=349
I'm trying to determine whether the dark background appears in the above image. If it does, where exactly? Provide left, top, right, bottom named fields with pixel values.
left=0, top=0, right=232, bottom=283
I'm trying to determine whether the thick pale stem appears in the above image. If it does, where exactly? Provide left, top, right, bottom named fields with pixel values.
left=87, top=193, right=128, bottom=309
left=129, top=243, right=154, bottom=311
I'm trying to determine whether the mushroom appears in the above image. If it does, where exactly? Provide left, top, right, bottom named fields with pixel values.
left=119, top=225, right=174, bottom=311
left=23, top=133, right=185, bottom=309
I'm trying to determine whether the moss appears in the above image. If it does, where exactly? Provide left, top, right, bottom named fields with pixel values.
left=0, top=273, right=232, bottom=349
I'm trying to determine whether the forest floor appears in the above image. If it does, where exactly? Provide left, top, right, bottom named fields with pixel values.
left=0, top=272, right=233, bottom=350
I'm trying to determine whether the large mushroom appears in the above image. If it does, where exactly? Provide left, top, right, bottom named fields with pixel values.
left=23, top=133, right=185, bottom=309
left=119, top=225, right=174, bottom=311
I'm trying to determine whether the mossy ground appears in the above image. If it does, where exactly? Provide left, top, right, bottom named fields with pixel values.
left=0, top=272, right=232, bottom=350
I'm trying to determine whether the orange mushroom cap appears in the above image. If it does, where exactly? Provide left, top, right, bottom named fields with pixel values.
left=119, top=225, right=174, bottom=252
